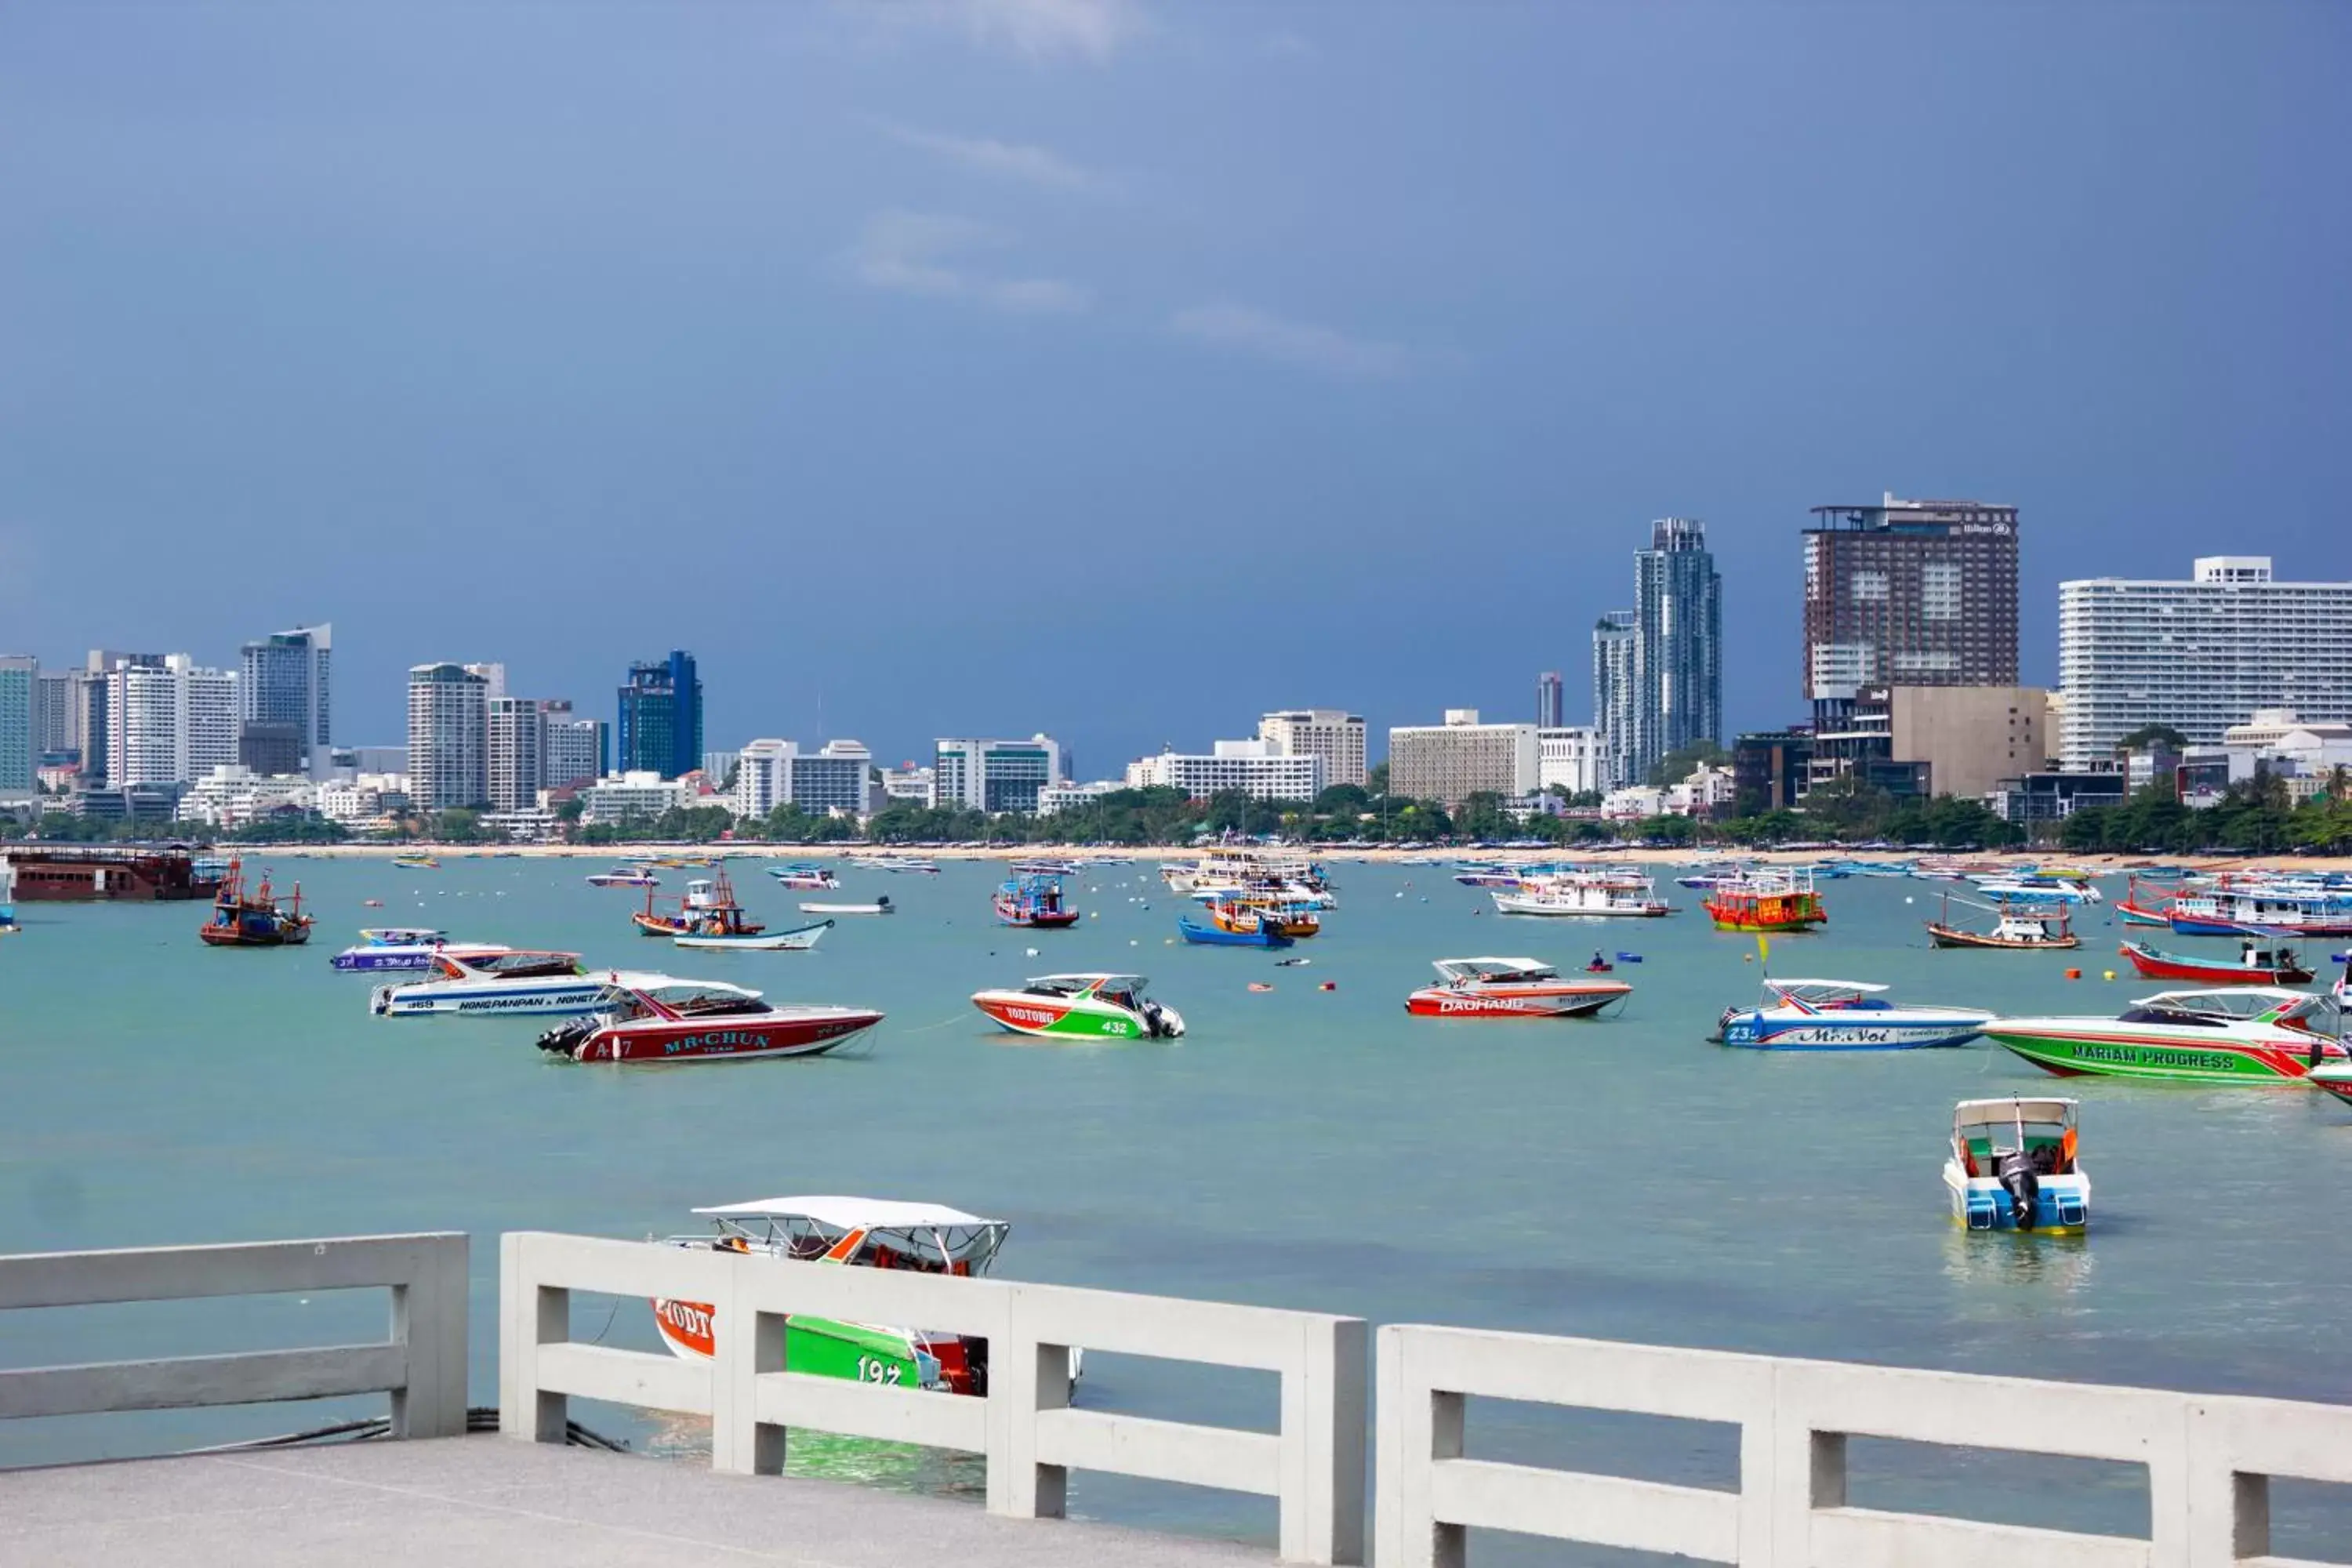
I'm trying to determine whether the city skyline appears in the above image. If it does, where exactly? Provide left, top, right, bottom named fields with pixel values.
left=2, top=5, right=2342, bottom=776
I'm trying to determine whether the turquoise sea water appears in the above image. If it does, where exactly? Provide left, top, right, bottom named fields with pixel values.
left=4, top=857, right=2349, bottom=1557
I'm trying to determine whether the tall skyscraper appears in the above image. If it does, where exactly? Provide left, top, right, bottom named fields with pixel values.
left=2058, top=556, right=2352, bottom=768
left=1257, top=710, right=1367, bottom=788
left=34, top=669, right=78, bottom=759
left=239, top=623, right=332, bottom=778
left=1632, top=518, right=1722, bottom=779
left=0, top=655, right=34, bottom=797
left=1592, top=610, right=1638, bottom=789
left=78, top=651, right=162, bottom=785
left=539, top=700, right=607, bottom=790
left=106, top=655, right=238, bottom=786
left=1802, top=494, right=2019, bottom=715
left=1535, top=671, right=1564, bottom=729
left=407, top=663, right=491, bottom=811
left=487, top=696, right=546, bottom=812
left=617, top=651, right=702, bottom=779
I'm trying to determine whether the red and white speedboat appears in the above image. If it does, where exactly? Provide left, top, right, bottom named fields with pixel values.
left=1405, top=957, right=1632, bottom=1019
left=535, top=975, right=883, bottom=1063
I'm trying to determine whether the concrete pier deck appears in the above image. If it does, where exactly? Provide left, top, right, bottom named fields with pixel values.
left=0, top=1437, right=1267, bottom=1568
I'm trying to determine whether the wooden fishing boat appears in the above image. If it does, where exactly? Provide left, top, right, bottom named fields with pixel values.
left=2118, top=938, right=2312, bottom=985
left=993, top=873, right=1080, bottom=929
left=633, top=869, right=764, bottom=940
left=198, top=859, right=313, bottom=948
left=1926, top=897, right=2078, bottom=950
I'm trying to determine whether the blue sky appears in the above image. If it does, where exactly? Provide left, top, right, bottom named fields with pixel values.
left=3, top=2, right=2345, bottom=775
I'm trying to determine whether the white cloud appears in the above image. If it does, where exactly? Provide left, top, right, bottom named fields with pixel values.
left=846, top=211, right=1093, bottom=314
left=860, top=0, right=1149, bottom=64
left=1167, top=303, right=1412, bottom=379
left=880, top=122, right=1109, bottom=194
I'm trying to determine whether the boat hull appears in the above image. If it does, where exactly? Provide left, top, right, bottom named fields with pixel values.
left=1926, top=926, right=2077, bottom=951
left=971, top=993, right=1157, bottom=1040
left=1704, top=896, right=1824, bottom=932
left=1941, top=1164, right=2091, bottom=1234
left=1719, top=1011, right=1990, bottom=1051
left=673, top=921, right=831, bottom=952
left=1177, top=916, right=1290, bottom=948
left=332, top=946, right=445, bottom=971
left=374, top=979, right=615, bottom=1017
left=2118, top=942, right=2311, bottom=985
left=1404, top=985, right=1628, bottom=1019
left=1984, top=1024, right=2339, bottom=1085
left=2310, top=1064, right=2352, bottom=1107
left=567, top=1007, right=883, bottom=1063
left=1491, top=895, right=1670, bottom=918
left=654, top=1301, right=950, bottom=1388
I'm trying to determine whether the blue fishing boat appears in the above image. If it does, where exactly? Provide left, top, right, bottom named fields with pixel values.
left=1177, top=913, right=1294, bottom=949
left=996, top=873, right=1080, bottom=928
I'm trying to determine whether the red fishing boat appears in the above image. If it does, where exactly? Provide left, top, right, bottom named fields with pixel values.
left=198, top=858, right=313, bottom=947
left=2118, top=938, right=2314, bottom=986
left=632, top=869, right=764, bottom=939
left=535, top=975, right=884, bottom=1063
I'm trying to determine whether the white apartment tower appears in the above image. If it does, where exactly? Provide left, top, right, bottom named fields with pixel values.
left=1536, top=726, right=1606, bottom=797
left=2058, top=557, right=2352, bottom=768
left=1592, top=610, right=1639, bottom=789
left=1387, top=710, right=1540, bottom=808
left=407, top=663, right=491, bottom=811
left=105, top=655, right=238, bottom=786
left=1257, top=709, right=1367, bottom=789
left=486, top=696, right=545, bottom=812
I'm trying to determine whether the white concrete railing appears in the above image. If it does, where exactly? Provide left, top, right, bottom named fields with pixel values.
left=1375, top=1323, right=2352, bottom=1568
left=0, top=1232, right=467, bottom=1439
left=499, top=1231, right=1367, bottom=1565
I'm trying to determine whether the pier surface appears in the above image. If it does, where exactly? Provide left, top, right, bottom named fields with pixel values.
left=0, top=1436, right=1265, bottom=1568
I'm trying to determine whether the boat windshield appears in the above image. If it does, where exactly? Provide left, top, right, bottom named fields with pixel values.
left=449, top=951, right=582, bottom=979
left=2127, top=988, right=2311, bottom=1025
left=1436, top=959, right=1557, bottom=984
left=677, top=1210, right=1010, bottom=1275
left=1765, top=980, right=1887, bottom=1009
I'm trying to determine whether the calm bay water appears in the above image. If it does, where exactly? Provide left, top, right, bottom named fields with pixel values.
left=4, top=855, right=2349, bottom=1557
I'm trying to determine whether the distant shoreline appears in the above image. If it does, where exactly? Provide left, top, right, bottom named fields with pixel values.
left=219, top=844, right=2347, bottom=873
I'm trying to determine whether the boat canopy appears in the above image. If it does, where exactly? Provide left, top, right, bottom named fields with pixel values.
left=1954, top=1097, right=2078, bottom=1132
left=693, top=1196, right=1001, bottom=1229
left=1026, top=973, right=1148, bottom=993
left=603, top=972, right=762, bottom=999
left=361, top=927, right=445, bottom=944
left=2133, top=986, right=2312, bottom=1014
left=1766, top=979, right=1889, bottom=994
left=1434, top=957, right=1559, bottom=982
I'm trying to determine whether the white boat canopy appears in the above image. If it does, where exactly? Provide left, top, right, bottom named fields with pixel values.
left=1435, top=957, right=1553, bottom=975
left=1026, top=973, right=1148, bottom=990
left=1764, top=979, right=1889, bottom=993
left=602, top=972, right=763, bottom=998
left=2136, top=986, right=2309, bottom=1010
left=691, top=1196, right=1002, bottom=1231
left=1953, top=1098, right=2078, bottom=1130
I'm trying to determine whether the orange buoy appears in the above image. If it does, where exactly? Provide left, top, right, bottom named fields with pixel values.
left=2064, top=967, right=2082, bottom=980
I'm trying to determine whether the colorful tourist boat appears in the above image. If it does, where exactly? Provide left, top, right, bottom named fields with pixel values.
left=633, top=871, right=764, bottom=940
left=1492, top=869, right=1671, bottom=918
left=993, top=873, right=1080, bottom=929
left=1926, top=898, right=2077, bottom=950
left=1177, top=910, right=1293, bottom=948
left=2118, top=938, right=2314, bottom=985
left=1943, top=1098, right=2090, bottom=1234
left=1982, top=987, right=2350, bottom=1085
left=1715, top=978, right=1994, bottom=1051
left=370, top=949, right=608, bottom=1017
left=1209, top=896, right=1319, bottom=938
left=647, top=1198, right=1076, bottom=1395
left=198, top=860, right=313, bottom=947
left=767, top=864, right=840, bottom=891
left=671, top=919, right=831, bottom=952
left=390, top=854, right=440, bottom=871
left=534, top=976, right=882, bottom=1062
left=585, top=867, right=659, bottom=888
left=1702, top=868, right=1825, bottom=932
left=2165, top=885, right=2352, bottom=939
left=331, top=930, right=512, bottom=972
left=1404, top=957, right=1630, bottom=1018
left=970, top=974, right=1186, bottom=1040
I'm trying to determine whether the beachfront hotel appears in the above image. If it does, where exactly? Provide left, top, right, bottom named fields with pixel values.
left=1125, top=739, right=1326, bottom=802
left=2058, top=555, right=2352, bottom=768
left=1387, top=710, right=1540, bottom=808
left=1803, top=494, right=2020, bottom=706
left=1256, top=708, right=1367, bottom=788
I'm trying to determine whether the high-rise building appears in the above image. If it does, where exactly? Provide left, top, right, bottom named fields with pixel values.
left=1256, top=709, right=1367, bottom=789
left=78, top=652, right=162, bottom=784
left=1631, top=518, right=1722, bottom=779
left=1535, top=672, right=1565, bottom=730
left=1591, top=609, right=1638, bottom=789
left=731, top=739, right=876, bottom=818
left=237, top=722, right=305, bottom=775
left=239, top=623, right=332, bottom=778
left=34, top=669, right=79, bottom=760
left=538, top=701, right=606, bottom=791
left=487, top=696, right=546, bottom=812
left=617, top=652, right=702, bottom=779
left=106, top=655, right=238, bottom=786
left=2057, top=556, right=2352, bottom=768
left=933, top=735, right=1066, bottom=813
left=1535, top=726, right=1605, bottom=797
left=0, top=655, right=34, bottom=797
left=1803, top=494, right=2019, bottom=715
left=407, top=663, right=491, bottom=811
left=1387, top=710, right=1540, bottom=808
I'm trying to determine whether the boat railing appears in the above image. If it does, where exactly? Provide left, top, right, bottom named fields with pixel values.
left=502, top=1230, right=1369, bottom=1565
left=1374, top=1321, right=2352, bottom=1567
left=0, top=1232, right=467, bottom=1440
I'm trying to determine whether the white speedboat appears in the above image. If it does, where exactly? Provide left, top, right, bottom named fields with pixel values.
left=586, top=868, right=660, bottom=888
left=1715, top=978, right=1994, bottom=1051
left=801, top=895, right=894, bottom=916
left=767, top=864, right=840, bottom=891
left=1405, top=957, right=1630, bottom=1018
left=332, top=931, right=510, bottom=972
left=370, top=949, right=610, bottom=1017
left=1943, top=1098, right=2090, bottom=1234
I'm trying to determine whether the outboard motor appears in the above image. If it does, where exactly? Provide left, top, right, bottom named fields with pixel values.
left=536, top=1017, right=597, bottom=1056
left=1997, top=1149, right=2041, bottom=1232
left=1141, top=1000, right=1167, bottom=1038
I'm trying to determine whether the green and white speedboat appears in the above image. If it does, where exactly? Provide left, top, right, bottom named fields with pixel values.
left=1983, top=986, right=2348, bottom=1087
left=971, top=973, right=1185, bottom=1040
left=652, top=1197, right=1078, bottom=1396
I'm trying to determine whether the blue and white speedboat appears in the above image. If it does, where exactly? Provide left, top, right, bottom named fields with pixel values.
left=330, top=928, right=510, bottom=973
left=1943, top=1098, right=2090, bottom=1234
left=370, top=949, right=612, bottom=1017
left=1715, top=978, right=1994, bottom=1051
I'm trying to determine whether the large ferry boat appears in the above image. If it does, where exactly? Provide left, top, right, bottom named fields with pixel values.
left=2163, top=885, right=2352, bottom=939
left=0, top=843, right=224, bottom=902
left=1491, top=869, right=1671, bottom=918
